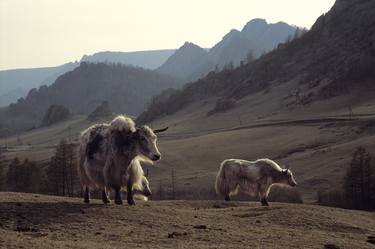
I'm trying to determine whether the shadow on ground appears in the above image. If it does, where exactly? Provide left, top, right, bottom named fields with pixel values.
left=0, top=201, right=102, bottom=232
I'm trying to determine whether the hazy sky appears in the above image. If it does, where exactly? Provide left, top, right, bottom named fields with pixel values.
left=0, top=0, right=335, bottom=70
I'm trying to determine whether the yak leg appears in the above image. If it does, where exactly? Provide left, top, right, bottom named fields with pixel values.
left=84, top=186, right=90, bottom=203
left=102, top=188, right=110, bottom=204
left=225, top=194, right=231, bottom=201
left=260, top=198, right=269, bottom=206
left=127, top=180, right=135, bottom=206
left=258, top=184, right=269, bottom=206
left=114, top=186, right=123, bottom=205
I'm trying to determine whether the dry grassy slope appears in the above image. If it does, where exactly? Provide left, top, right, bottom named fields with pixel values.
left=0, top=192, right=374, bottom=249
left=146, top=81, right=375, bottom=200
left=3, top=86, right=375, bottom=201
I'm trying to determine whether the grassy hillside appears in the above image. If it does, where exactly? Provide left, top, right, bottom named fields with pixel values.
left=0, top=192, right=374, bottom=249
left=3, top=96, right=375, bottom=202
left=2, top=115, right=112, bottom=163
left=141, top=77, right=375, bottom=201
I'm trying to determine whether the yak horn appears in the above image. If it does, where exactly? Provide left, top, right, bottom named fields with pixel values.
left=153, top=127, right=169, bottom=133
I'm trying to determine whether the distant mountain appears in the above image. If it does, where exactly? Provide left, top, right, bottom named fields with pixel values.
left=156, top=42, right=207, bottom=80
left=0, top=62, right=79, bottom=107
left=138, top=0, right=375, bottom=124
left=208, top=29, right=260, bottom=68
left=81, top=49, right=176, bottom=70
left=0, top=49, right=177, bottom=107
left=157, top=19, right=298, bottom=81
left=0, top=62, right=183, bottom=136
left=241, top=18, right=297, bottom=52
left=0, top=88, right=26, bottom=107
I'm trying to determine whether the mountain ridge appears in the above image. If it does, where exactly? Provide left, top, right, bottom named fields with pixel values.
left=0, top=49, right=177, bottom=107
left=157, top=18, right=298, bottom=81
left=0, top=62, right=182, bottom=136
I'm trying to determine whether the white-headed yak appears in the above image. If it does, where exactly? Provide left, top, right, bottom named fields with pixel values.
left=215, top=158, right=297, bottom=206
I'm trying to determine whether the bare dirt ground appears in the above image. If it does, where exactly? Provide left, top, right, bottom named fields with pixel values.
left=0, top=192, right=374, bottom=249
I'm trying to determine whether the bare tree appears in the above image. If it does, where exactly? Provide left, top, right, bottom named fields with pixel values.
left=158, top=179, right=163, bottom=200
left=344, top=147, right=374, bottom=210
left=246, top=50, right=254, bottom=63
left=0, top=148, right=5, bottom=190
left=171, top=169, right=176, bottom=200
left=348, top=105, right=354, bottom=120
left=6, top=157, right=21, bottom=191
left=45, top=139, right=79, bottom=197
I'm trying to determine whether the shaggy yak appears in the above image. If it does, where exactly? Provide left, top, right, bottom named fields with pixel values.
left=215, top=158, right=297, bottom=206
left=78, top=115, right=167, bottom=205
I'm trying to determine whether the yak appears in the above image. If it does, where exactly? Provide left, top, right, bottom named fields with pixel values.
left=215, top=158, right=297, bottom=206
left=78, top=115, right=167, bottom=205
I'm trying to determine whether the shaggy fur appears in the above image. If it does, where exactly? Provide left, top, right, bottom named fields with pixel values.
left=215, top=158, right=297, bottom=206
left=78, top=115, right=163, bottom=205
left=122, top=157, right=152, bottom=200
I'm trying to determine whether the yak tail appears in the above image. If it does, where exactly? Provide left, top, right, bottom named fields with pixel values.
left=128, top=157, right=145, bottom=191
left=215, top=160, right=229, bottom=196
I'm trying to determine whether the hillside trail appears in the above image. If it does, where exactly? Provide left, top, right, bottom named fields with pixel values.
left=160, top=114, right=375, bottom=139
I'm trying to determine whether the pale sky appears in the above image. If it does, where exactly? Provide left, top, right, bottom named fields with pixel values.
left=0, top=0, right=335, bottom=70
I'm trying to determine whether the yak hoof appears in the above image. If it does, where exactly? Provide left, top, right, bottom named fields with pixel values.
left=225, top=195, right=231, bottom=202
left=102, top=192, right=110, bottom=204
left=127, top=198, right=136, bottom=206
left=261, top=199, right=269, bottom=206
left=115, top=198, right=123, bottom=205
left=84, top=198, right=90, bottom=204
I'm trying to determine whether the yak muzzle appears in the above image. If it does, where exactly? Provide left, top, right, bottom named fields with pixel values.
left=151, top=154, right=161, bottom=161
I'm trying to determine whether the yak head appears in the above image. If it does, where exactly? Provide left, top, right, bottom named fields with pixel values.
left=109, top=115, right=167, bottom=162
left=134, top=125, right=168, bottom=162
left=281, top=166, right=297, bottom=187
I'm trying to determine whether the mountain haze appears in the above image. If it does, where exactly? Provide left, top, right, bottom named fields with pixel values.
left=0, top=62, right=79, bottom=107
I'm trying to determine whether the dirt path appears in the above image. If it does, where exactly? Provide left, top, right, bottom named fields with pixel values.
left=160, top=115, right=375, bottom=140
left=1, top=193, right=374, bottom=249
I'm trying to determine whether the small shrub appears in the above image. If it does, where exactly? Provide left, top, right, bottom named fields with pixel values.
left=317, top=188, right=346, bottom=208
left=41, top=104, right=70, bottom=126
